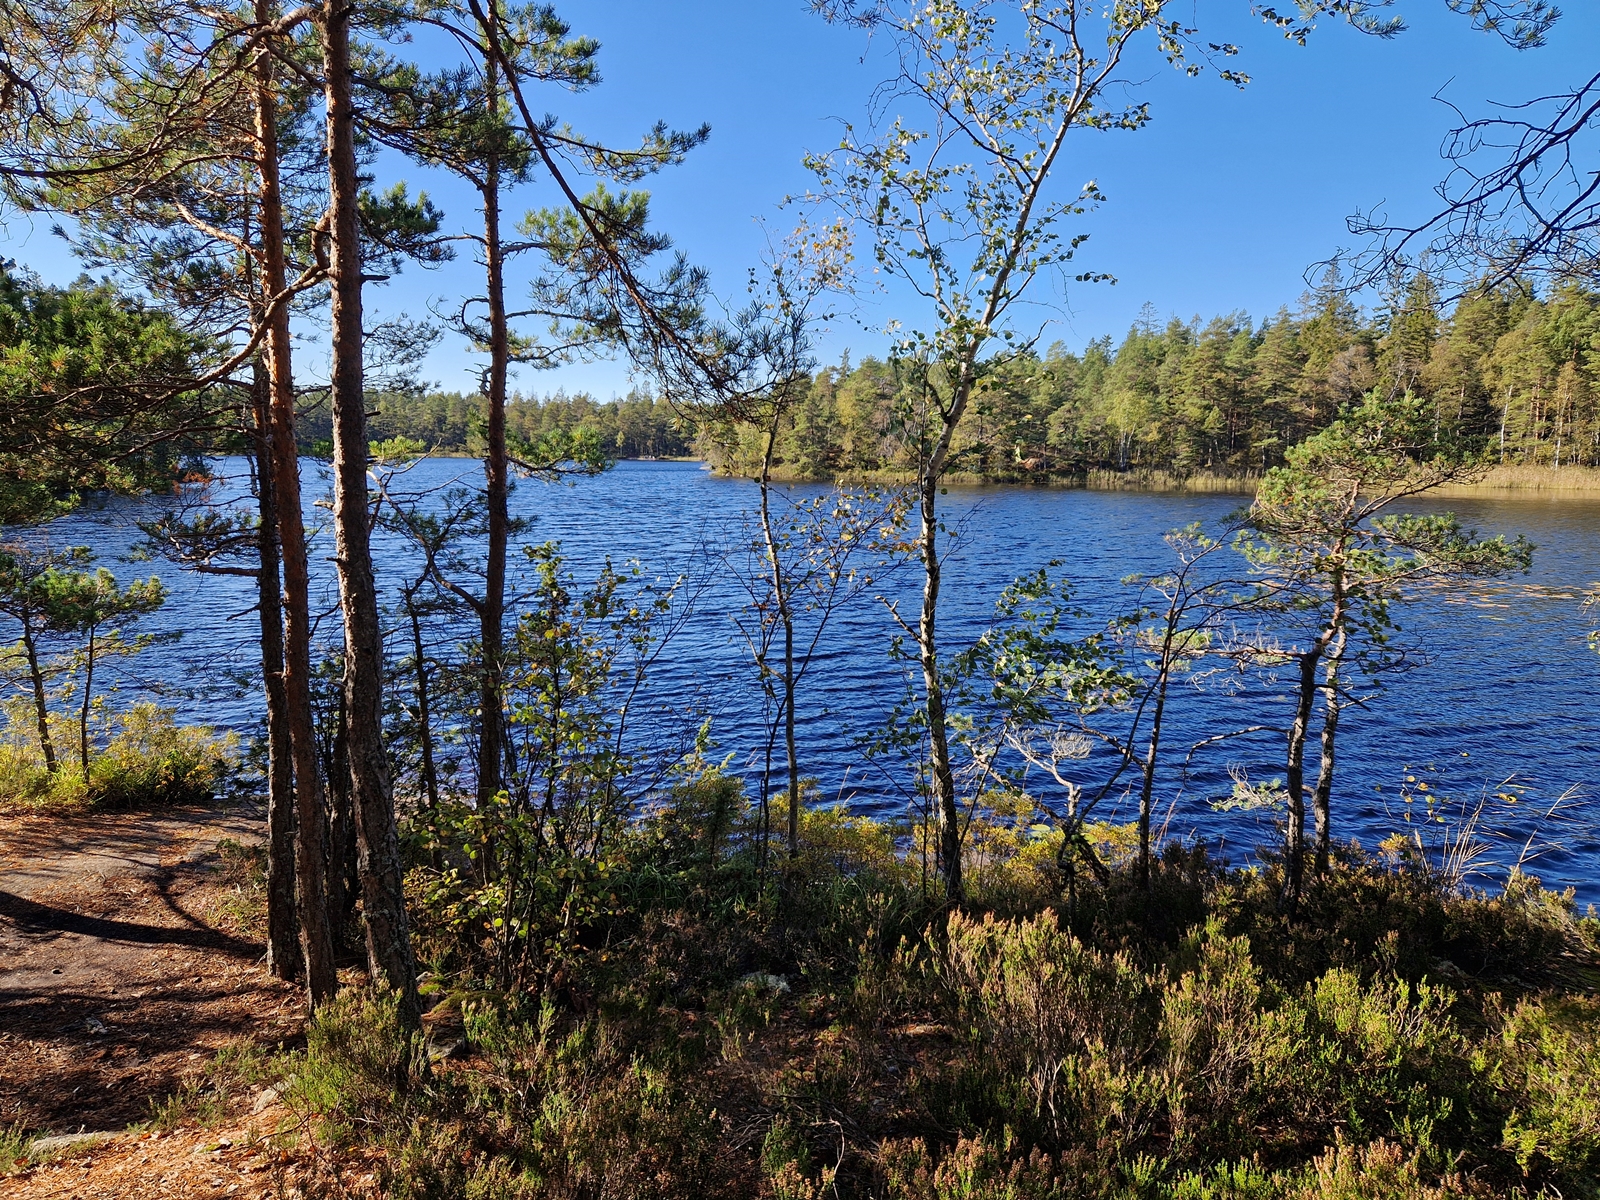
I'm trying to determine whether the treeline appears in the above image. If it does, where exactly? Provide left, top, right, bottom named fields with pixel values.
left=296, top=389, right=694, bottom=460
left=707, top=275, right=1600, bottom=481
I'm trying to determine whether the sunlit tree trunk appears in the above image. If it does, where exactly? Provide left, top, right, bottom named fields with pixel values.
left=78, top=623, right=95, bottom=772
left=320, top=0, right=420, bottom=1023
left=20, top=625, right=57, bottom=773
left=1312, top=627, right=1347, bottom=874
left=1283, top=647, right=1318, bottom=909
left=254, top=15, right=336, bottom=1003
left=916, top=473, right=961, bottom=903
left=754, top=422, right=801, bottom=857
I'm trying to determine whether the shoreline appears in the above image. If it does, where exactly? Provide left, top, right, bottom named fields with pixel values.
left=278, top=450, right=1600, bottom=497
left=699, top=461, right=1600, bottom=497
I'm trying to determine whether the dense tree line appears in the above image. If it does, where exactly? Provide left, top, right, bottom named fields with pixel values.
left=295, top=388, right=693, bottom=460
left=707, top=274, right=1600, bottom=482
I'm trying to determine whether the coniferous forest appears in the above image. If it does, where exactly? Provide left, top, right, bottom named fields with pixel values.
left=2, top=1, right=1600, bottom=1198
left=344, top=274, right=1600, bottom=485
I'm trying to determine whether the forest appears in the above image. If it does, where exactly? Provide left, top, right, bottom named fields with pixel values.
left=716, top=276, right=1600, bottom=482
left=296, top=388, right=696, bottom=462
left=350, top=273, right=1600, bottom=485
left=2, top=0, right=1600, bottom=1198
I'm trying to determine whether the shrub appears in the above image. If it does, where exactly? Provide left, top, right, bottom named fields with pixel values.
left=0, top=700, right=234, bottom=807
left=450, top=1002, right=735, bottom=1200
left=933, top=909, right=1162, bottom=1150
left=1160, top=921, right=1266, bottom=1157
left=87, top=702, right=237, bottom=806
left=285, top=988, right=426, bottom=1147
left=1254, top=968, right=1466, bottom=1157
left=879, top=1133, right=1075, bottom=1200
left=1491, top=995, right=1600, bottom=1189
left=1294, top=1138, right=1492, bottom=1200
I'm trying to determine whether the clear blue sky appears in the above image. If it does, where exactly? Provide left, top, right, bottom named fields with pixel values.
left=5, top=1, right=1595, bottom=399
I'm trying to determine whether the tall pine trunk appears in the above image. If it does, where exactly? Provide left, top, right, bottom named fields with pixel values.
left=254, top=13, right=336, bottom=1004
left=320, top=0, right=420, bottom=1024
left=476, top=49, right=510, bottom=810
left=252, top=357, right=301, bottom=980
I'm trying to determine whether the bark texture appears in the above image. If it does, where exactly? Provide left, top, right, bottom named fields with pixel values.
left=252, top=359, right=300, bottom=981
left=254, top=21, right=336, bottom=1003
left=321, top=0, right=420, bottom=1024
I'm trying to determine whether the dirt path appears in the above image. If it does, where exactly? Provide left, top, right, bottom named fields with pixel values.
left=0, top=802, right=303, bottom=1135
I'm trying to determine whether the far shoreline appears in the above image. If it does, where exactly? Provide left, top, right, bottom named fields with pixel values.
left=694, top=461, right=1600, bottom=498
left=287, top=451, right=1600, bottom=499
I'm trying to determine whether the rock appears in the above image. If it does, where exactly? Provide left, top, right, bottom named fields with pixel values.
left=251, top=1086, right=280, bottom=1113
left=426, top=1037, right=469, bottom=1062
left=737, top=971, right=791, bottom=995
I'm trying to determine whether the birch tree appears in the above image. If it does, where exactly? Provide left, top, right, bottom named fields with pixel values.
left=805, top=0, right=1241, bottom=901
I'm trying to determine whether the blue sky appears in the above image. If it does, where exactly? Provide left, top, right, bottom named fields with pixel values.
left=5, top=1, right=1595, bottom=398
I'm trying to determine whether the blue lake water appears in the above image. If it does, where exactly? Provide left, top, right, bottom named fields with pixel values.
left=16, top=458, right=1600, bottom=905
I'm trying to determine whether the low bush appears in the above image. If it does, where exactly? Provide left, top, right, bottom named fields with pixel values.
left=257, top=784, right=1600, bottom=1199
left=0, top=701, right=235, bottom=807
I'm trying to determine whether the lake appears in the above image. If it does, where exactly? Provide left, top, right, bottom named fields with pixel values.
left=19, top=458, right=1600, bottom=904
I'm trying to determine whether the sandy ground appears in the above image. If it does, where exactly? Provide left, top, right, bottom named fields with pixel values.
left=1, top=801, right=310, bottom=1196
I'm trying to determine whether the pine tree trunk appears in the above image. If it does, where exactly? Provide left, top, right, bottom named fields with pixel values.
left=328, top=694, right=356, bottom=945
left=1283, top=648, right=1318, bottom=909
left=252, top=358, right=301, bottom=981
left=254, top=16, right=336, bottom=1004
left=78, top=626, right=95, bottom=773
left=477, top=50, right=509, bottom=810
left=21, top=626, right=57, bottom=773
left=1311, top=630, right=1346, bottom=875
left=320, top=0, right=420, bottom=1024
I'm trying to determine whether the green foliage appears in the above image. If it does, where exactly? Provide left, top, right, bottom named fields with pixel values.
left=0, top=1124, right=27, bottom=1176
left=411, top=543, right=680, bottom=992
left=1490, top=996, right=1600, bottom=1181
left=348, top=790, right=1600, bottom=1199
left=0, top=264, right=211, bottom=522
left=879, top=1132, right=1075, bottom=1200
left=1296, top=1138, right=1491, bottom=1200
left=85, top=702, right=238, bottom=807
left=704, top=279, right=1600, bottom=485
left=933, top=909, right=1159, bottom=1147
left=288, top=990, right=734, bottom=1199
left=0, top=699, right=235, bottom=807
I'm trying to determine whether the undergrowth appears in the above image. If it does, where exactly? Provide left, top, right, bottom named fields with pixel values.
left=260, top=786, right=1600, bottom=1200
left=0, top=701, right=236, bottom=808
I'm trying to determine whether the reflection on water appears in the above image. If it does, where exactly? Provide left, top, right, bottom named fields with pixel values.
left=14, top=458, right=1600, bottom=904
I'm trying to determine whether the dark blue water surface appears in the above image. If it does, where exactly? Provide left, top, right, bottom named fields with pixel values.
left=22, top=458, right=1600, bottom=904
